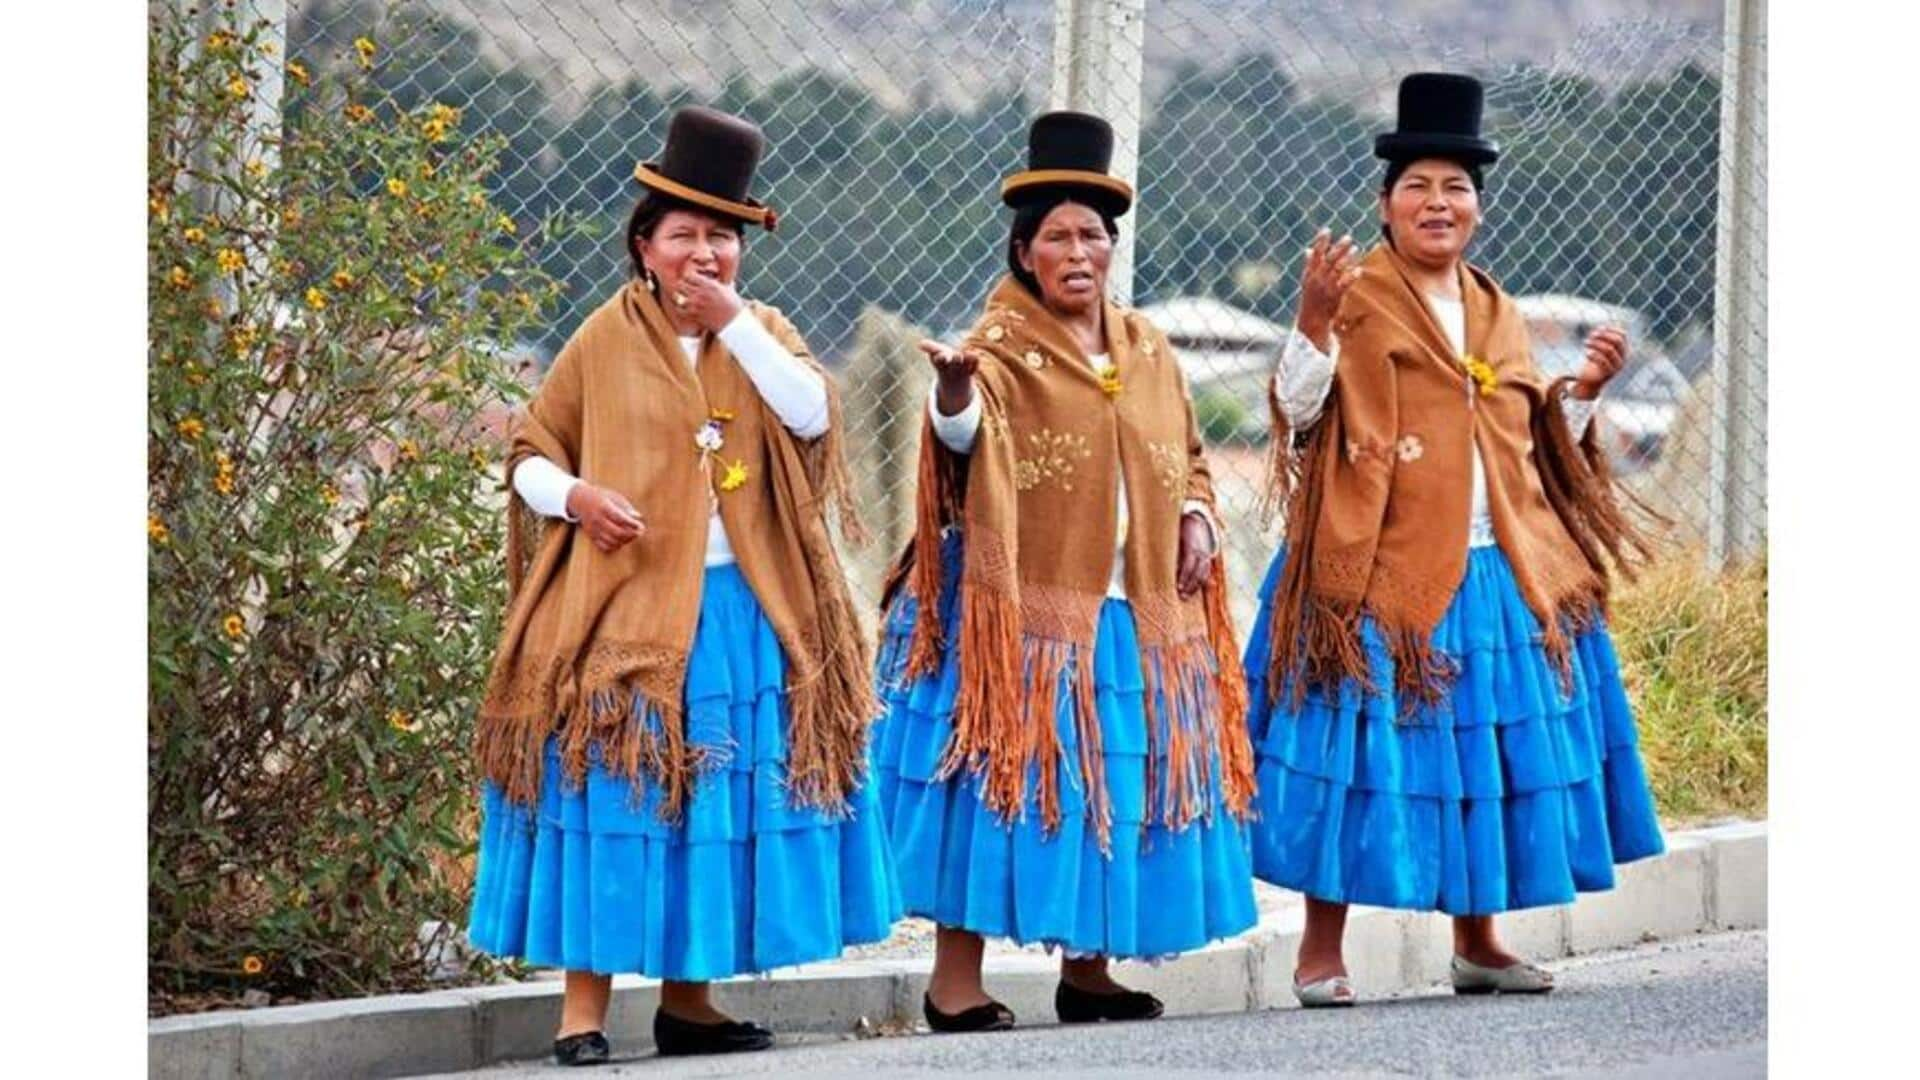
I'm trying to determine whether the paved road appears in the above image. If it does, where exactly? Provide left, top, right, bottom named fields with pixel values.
left=438, top=930, right=1766, bottom=1078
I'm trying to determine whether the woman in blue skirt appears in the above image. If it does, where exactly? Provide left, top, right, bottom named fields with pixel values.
left=467, top=107, right=899, bottom=1063
left=1245, top=73, right=1665, bottom=1007
left=873, top=111, right=1260, bottom=1033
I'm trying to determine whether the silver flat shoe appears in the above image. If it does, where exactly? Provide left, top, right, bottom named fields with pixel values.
left=1450, top=955, right=1555, bottom=995
left=1292, top=974, right=1357, bottom=1008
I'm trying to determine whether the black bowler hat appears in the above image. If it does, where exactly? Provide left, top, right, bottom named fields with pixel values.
left=633, top=106, right=779, bottom=230
left=1000, top=110, right=1134, bottom=217
left=1373, top=73, right=1500, bottom=167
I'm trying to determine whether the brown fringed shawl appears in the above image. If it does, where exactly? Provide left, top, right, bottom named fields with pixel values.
left=1262, top=244, right=1652, bottom=710
left=903, top=276, right=1255, bottom=850
left=477, top=280, right=875, bottom=821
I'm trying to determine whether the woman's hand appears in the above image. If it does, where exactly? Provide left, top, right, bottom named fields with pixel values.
left=918, top=339, right=978, bottom=416
left=1176, top=511, right=1215, bottom=598
left=674, top=270, right=746, bottom=334
left=1572, top=326, right=1629, bottom=400
left=566, top=482, right=647, bottom=553
left=1295, top=228, right=1361, bottom=353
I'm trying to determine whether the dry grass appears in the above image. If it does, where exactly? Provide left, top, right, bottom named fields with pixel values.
left=1610, top=549, right=1768, bottom=824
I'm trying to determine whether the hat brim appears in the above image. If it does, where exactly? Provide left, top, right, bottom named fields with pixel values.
left=633, top=163, right=778, bottom=230
left=1373, top=133, right=1500, bottom=167
left=1000, top=169, right=1134, bottom=216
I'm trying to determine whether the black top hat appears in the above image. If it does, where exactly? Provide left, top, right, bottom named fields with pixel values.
left=1373, top=73, right=1500, bottom=167
left=633, top=106, right=779, bottom=230
left=1000, top=111, right=1134, bottom=217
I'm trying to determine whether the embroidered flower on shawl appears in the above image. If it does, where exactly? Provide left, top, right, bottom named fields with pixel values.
left=1396, top=434, right=1425, bottom=463
left=1022, top=349, right=1046, bottom=370
left=718, top=459, right=750, bottom=492
left=695, top=419, right=725, bottom=453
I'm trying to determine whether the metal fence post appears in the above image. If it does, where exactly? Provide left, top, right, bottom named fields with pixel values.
left=1050, top=0, right=1147, bottom=304
left=1709, top=0, right=1767, bottom=568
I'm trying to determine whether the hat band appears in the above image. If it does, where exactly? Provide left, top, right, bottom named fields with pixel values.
left=1000, top=169, right=1134, bottom=208
left=633, top=163, right=777, bottom=230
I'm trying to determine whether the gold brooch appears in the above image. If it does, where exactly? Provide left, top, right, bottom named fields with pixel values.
left=1097, top=363, right=1123, bottom=398
left=718, top=459, right=749, bottom=492
left=1463, top=356, right=1498, bottom=396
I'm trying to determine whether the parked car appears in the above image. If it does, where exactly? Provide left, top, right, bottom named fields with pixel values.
left=1514, top=293, right=1691, bottom=474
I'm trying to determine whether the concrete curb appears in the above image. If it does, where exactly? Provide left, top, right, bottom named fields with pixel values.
left=150, top=821, right=1766, bottom=1079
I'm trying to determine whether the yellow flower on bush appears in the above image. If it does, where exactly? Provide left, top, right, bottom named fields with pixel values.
left=397, top=438, right=420, bottom=462
left=305, top=286, right=328, bottom=311
left=497, top=214, right=516, bottom=235
left=216, top=248, right=245, bottom=274
left=229, top=324, right=258, bottom=354
left=320, top=482, right=340, bottom=507
left=176, top=417, right=205, bottom=441
left=467, top=191, right=486, bottom=210
left=1462, top=355, right=1499, bottom=397
left=241, top=955, right=264, bottom=976
left=183, top=226, right=206, bottom=245
left=227, top=75, right=251, bottom=100
left=223, top=613, right=246, bottom=640
left=185, top=363, right=208, bottom=386
left=287, top=60, right=309, bottom=86
left=282, top=204, right=304, bottom=229
left=331, top=269, right=354, bottom=290
left=386, top=177, right=409, bottom=199
left=245, top=158, right=268, bottom=179
left=354, top=36, right=377, bottom=68
left=168, top=265, right=192, bottom=289
left=205, top=30, right=236, bottom=51
left=149, top=193, right=170, bottom=221
left=344, top=103, right=374, bottom=125
left=213, top=452, right=236, bottom=496
left=388, top=709, right=420, bottom=733
left=422, top=117, right=449, bottom=143
left=148, top=513, right=170, bottom=545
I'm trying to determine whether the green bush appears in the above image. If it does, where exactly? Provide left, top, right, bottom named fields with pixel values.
left=148, top=5, right=557, bottom=1010
left=1612, top=551, right=1768, bottom=823
left=1192, top=385, right=1255, bottom=444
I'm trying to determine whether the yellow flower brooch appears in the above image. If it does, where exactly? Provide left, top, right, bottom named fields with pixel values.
left=1462, top=355, right=1498, bottom=396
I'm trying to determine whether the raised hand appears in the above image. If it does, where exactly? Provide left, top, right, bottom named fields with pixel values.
left=1296, top=228, right=1362, bottom=353
left=674, top=269, right=746, bottom=334
left=918, top=338, right=978, bottom=417
left=1573, top=325, right=1629, bottom=400
left=566, top=482, right=647, bottom=554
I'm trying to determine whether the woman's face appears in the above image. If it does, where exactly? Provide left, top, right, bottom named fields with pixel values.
left=1018, top=201, right=1112, bottom=318
left=1380, top=158, right=1481, bottom=268
left=636, top=208, right=742, bottom=299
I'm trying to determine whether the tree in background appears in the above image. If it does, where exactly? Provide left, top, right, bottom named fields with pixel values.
left=149, top=4, right=556, bottom=1008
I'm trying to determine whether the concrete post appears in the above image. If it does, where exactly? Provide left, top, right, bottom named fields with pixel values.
left=1050, top=0, right=1147, bottom=304
left=1708, top=0, right=1767, bottom=568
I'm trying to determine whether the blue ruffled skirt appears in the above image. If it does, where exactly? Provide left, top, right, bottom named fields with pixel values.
left=872, top=541, right=1258, bottom=959
left=1242, top=545, right=1665, bottom=915
left=467, top=564, right=902, bottom=980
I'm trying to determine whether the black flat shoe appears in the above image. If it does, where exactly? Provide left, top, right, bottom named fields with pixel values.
left=922, top=992, right=1016, bottom=1033
left=552, top=1030, right=610, bottom=1066
left=1054, top=980, right=1165, bottom=1023
left=652, top=1007, right=774, bottom=1057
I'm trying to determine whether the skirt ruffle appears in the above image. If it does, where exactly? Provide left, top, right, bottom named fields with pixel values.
left=1241, top=544, right=1665, bottom=915
left=872, top=537, right=1258, bottom=959
left=467, top=564, right=901, bottom=980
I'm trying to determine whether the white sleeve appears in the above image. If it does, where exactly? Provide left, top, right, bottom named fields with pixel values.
left=1272, top=325, right=1338, bottom=429
left=926, top=381, right=982, bottom=454
left=718, top=309, right=830, bottom=438
left=1180, top=499, right=1222, bottom=561
left=513, top=455, right=580, bottom=521
left=1560, top=390, right=1598, bottom=438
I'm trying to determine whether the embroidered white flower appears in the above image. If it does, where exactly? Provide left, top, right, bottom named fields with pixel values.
left=1345, top=439, right=1362, bottom=463
left=695, top=420, right=725, bottom=453
left=985, top=324, right=1006, bottom=342
left=1023, top=349, right=1045, bottom=369
left=1396, top=434, right=1424, bottom=462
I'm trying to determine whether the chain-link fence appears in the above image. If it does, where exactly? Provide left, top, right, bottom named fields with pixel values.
left=253, top=0, right=1764, bottom=624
